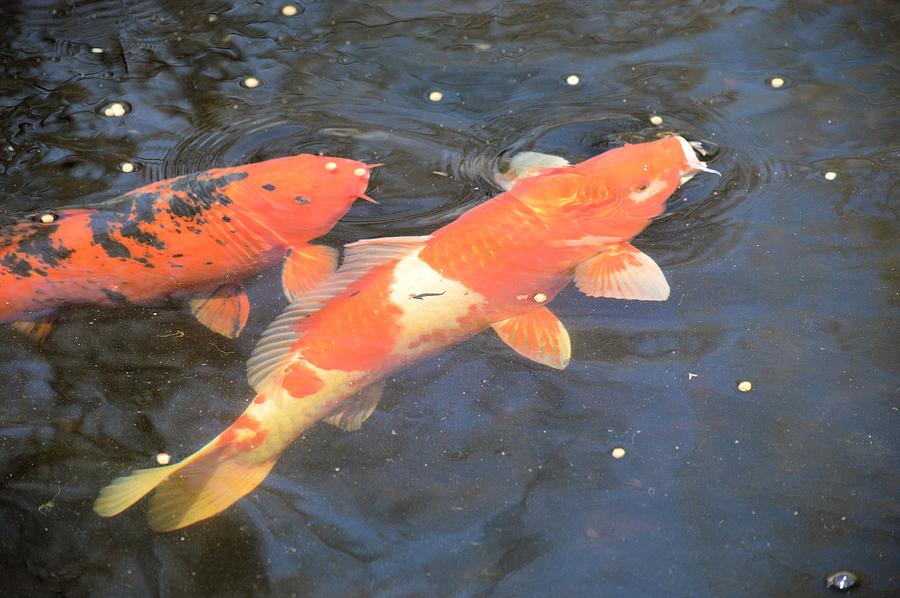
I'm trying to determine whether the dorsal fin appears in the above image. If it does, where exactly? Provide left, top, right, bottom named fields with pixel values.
left=246, top=236, right=431, bottom=391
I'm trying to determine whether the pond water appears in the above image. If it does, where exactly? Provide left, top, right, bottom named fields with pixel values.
left=1, top=1, right=897, bottom=596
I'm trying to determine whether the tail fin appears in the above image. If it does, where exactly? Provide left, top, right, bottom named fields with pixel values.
left=94, top=441, right=276, bottom=531
left=93, top=462, right=182, bottom=518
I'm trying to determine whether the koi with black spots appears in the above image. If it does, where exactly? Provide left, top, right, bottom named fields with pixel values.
left=0, top=154, right=377, bottom=340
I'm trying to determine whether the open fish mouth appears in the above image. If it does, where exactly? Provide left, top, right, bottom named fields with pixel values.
left=676, top=136, right=721, bottom=184
left=689, top=140, right=710, bottom=157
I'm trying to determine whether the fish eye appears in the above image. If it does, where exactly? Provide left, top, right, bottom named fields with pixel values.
left=635, top=182, right=649, bottom=192
left=32, top=213, right=58, bottom=223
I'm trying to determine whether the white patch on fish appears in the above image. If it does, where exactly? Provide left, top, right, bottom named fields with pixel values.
left=388, top=250, right=485, bottom=354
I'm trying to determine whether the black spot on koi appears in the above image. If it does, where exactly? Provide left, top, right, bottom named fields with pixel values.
left=166, top=171, right=246, bottom=220
left=16, top=223, right=74, bottom=268
left=409, top=291, right=446, bottom=300
left=1, top=253, right=34, bottom=277
left=100, top=288, right=127, bottom=303
left=89, top=218, right=132, bottom=259
left=119, top=222, right=165, bottom=250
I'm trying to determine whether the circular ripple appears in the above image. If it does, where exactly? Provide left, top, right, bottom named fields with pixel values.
left=155, top=94, right=782, bottom=261
left=465, top=100, right=787, bottom=272
left=155, top=99, right=497, bottom=241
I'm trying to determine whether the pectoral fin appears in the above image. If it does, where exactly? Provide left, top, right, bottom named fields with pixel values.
left=190, top=284, right=250, bottom=338
left=574, top=242, right=670, bottom=301
left=11, top=314, right=56, bottom=343
left=491, top=306, right=571, bottom=369
left=282, top=244, right=339, bottom=302
left=323, top=380, right=385, bottom=431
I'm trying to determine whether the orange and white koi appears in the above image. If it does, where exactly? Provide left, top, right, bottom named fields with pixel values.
left=0, top=155, right=376, bottom=340
left=94, top=136, right=717, bottom=531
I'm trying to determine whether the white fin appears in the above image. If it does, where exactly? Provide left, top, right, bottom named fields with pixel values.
left=496, top=151, right=571, bottom=190
left=323, top=380, right=385, bottom=431
left=246, top=236, right=432, bottom=392
left=574, top=242, right=670, bottom=301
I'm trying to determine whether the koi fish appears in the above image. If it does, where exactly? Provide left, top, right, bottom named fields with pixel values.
left=0, top=155, right=376, bottom=340
left=94, top=135, right=717, bottom=531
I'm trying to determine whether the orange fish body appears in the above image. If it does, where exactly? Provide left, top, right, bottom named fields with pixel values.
left=95, top=136, right=714, bottom=530
left=0, top=155, right=374, bottom=339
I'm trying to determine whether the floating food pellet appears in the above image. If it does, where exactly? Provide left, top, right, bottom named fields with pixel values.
left=241, top=76, right=260, bottom=89
left=428, top=90, right=443, bottom=102
left=769, top=76, right=785, bottom=89
left=353, top=167, right=366, bottom=176
left=737, top=380, right=752, bottom=392
left=565, top=74, right=580, bottom=86
left=119, top=161, right=135, bottom=173
left=155, top=453, right=171, bottom=465
left=103, top=102, right=127, bottom=117
left=38, top=213, right=56, bottom=224
left=533, top=293, right=548, bottom=303
left=611, top=447, right=626, bottom=459
left=281, top=4, right=299, bottom=16
left=824, top=171, right=837, bottom=181
left=825, top=571, right=859, bottom=591
left=649, top=115, right=664, bottom=126
left=324, top=161, right=337, bottom=171
left=90, top=47, right=104, bottom=54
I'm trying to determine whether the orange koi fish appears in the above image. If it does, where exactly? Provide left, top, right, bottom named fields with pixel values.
left=0, top=155, right=376, bottom=340
left=95, top=136, right=717, bottom=531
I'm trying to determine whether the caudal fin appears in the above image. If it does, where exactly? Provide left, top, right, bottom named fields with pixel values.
left=94, top=463, right=182, bottom=517
left=94, top=442, right=276, bottom=532
left=146, top=455, right=275, bottom=531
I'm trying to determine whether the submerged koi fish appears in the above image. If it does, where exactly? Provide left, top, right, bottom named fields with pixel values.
left=95, top=136, right=717, bottom=531
left=0, top=155, right=376, bottom=340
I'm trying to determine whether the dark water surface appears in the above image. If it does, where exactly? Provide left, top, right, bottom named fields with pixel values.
left=1, top=1, right=897, bottom=596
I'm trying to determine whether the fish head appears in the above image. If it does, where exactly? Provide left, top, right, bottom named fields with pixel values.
left=282, top=154, right=378, bottom=207
left=586, top=135, right=714, bottom=218
left=521, top=135, right=716, bottom=241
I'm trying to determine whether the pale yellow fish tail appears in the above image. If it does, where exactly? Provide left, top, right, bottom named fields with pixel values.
left=93, top=440, right=276, bottom=532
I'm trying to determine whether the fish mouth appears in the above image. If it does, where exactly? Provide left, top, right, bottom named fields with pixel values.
left=355, top=163, right=382, bottom=203
left=675, top=135, right=720, bottom=184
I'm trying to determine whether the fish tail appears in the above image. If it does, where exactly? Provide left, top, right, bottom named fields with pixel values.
left=94, top=437, right=276, bottom=532
left=93, top=462, right=183, bottom=518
